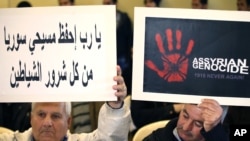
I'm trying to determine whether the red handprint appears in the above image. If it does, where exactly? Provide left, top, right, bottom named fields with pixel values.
left=145, top=28, right=194, bottom=82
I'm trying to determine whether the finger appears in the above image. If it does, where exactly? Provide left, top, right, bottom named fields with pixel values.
left=176, top=29, right=182, bottom=50
left=202, top=108, right=214, bottom=116
left=113, top=84, right=127, bottom=101
left=186, top=39, right=194, bottom=55
left=117, top=65, right=122, bottom=76
left=166, top=28, right=173, bottom=51
left=202, top=113, right=221, bottom=127
left=115, top=82, right=126, bottom=91
left=115, top=87, right=126, bottom=97
left=114, top=75, right=124, bottom=85
left=202, top=98, right=220, bottom=105
left=200, top=105, right=217, bottom=114
left=199, top=99, right=220, bottom=112
left=155, top=33, right=165, bottom=54
left=112, top=76, right=126, bottom=92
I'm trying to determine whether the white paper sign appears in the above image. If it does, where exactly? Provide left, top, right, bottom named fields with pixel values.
left=0, top=6, right=117, bottom=102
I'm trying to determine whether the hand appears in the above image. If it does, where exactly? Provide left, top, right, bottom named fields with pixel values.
left=198, top=99, right=223, bottom=132
left=145, top=28, right=194, bottom=82
left=107, top=65, right=127, bottom=109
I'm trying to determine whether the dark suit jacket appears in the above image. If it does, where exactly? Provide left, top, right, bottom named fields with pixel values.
left=143, top=118, right=229, bottom=141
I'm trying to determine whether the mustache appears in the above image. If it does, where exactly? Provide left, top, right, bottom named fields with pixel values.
left=176, top=126, right=193, bottom=137
left=40, top=128, right=54, bottom=133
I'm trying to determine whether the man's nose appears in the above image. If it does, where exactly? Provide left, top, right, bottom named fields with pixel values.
left=43, top=116, right=53, bottom=127
left=182, top=120, right=193, bottom=131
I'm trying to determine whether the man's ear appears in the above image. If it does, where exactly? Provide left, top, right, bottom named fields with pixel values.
left=67, top=117, right=72, bottom=129
left=30, top=112, right=33, bottom=126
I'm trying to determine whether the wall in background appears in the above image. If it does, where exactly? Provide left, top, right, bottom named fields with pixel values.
left=0, top=0, right=238, bottom=24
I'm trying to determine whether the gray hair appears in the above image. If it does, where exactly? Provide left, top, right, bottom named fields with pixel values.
left=31, top=102, right=72, bottom=117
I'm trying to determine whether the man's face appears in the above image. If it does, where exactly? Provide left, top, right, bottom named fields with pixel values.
left=103, top=0, right=115, bottom=5
left=144, top=0, right=157, bottom=7
left=31, top=103, right=71, bottom=141
left=59, top=0, right=73, bottom=6
left=176, top=104, right=205, bottom=141
left=192, top=0, right=206, bottom=9
left=237, top=0, right=249, bottom=11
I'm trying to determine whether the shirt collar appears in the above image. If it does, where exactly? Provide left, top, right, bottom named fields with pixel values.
left=173, top=127, right=182, bottom=141
left=32, top=136, right=68, bottom=141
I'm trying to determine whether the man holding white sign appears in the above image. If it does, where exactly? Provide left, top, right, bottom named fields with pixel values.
left=0, top=66, right=130, bottom=141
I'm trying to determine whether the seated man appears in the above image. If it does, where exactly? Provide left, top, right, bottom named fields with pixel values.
left=0, top=66, right=130, bottom=141
left=143, top=99, right=229, bottom=141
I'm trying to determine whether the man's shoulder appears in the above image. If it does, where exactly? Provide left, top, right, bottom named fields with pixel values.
left=143, top=118, right=178, bottom=141
left=14, top=128, right=33, bottom=140
left=158, top=118, right=178, bottom=134
left=117, top=10, right=129, bottom=18
left=0, top=128, right=33, bottom=141
left=117, top=9, right=126, bottom=14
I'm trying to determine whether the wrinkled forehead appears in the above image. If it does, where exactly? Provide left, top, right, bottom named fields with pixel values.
left=32, top=102, right=65, bottom=112
left=183, top=104, right=203, bottom=119
left=183, top=104, right=200, bottom=111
